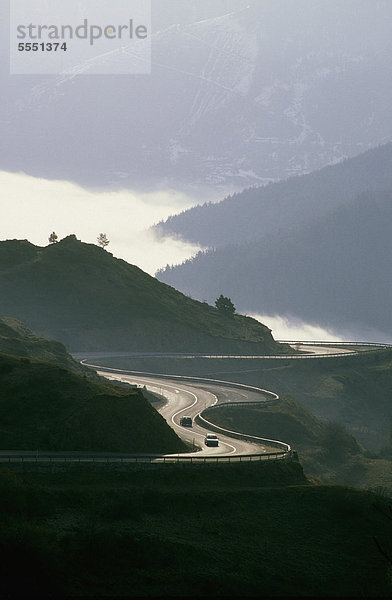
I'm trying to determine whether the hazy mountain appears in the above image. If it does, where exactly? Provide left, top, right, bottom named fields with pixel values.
left=157, top=189, right=392, bottom=338
left=155, top=142, right=392, bottom=247
left=1, top=1, right=392, bottom=194
left=0, top=235, right=283, bottom=354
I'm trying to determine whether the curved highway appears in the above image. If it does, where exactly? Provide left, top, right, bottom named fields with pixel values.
left=79, top=341, right=390, bottom=461
left=0, top=369, right=287, bottom=464
left=98, top=370, right=282, bottom=457
left=1, top=342, right=387, bottom=465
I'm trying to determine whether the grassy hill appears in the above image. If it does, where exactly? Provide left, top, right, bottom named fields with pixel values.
left=204, top=394, right=392, bottom=493
left=0, top=352, right=186, bottom=453
left=0, top=316, right=92, bottom=377
left=0, top=236, right=286, bottom=354
left=250, top=354, right=392, bottom=454
left=0, top=463, right=391, bottom=597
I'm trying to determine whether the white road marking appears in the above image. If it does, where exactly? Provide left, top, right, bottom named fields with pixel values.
left=99, top=371, right=237, bottom=454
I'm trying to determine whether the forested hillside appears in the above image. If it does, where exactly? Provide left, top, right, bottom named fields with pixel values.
left=155, top=143, right=392, bottom=247
left=158, top=189, right=392, bottom=338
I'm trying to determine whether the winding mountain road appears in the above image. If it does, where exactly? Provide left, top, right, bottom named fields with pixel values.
left=99, top=370, right=279, bottom=457
left=80, top=341, right=390, bottom=460
left=1, top=342, right=387, bottom=465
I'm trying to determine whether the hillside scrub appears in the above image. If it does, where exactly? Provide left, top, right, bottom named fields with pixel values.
left=252, top=355, right=392, bottom=453
left=0, top=353, right=186, bottom=454
left=0, top=464, right=390, bottom=597
left=0, top=316, right=93, bottom=377
left=204, top=394, right=392, bottom=493
left=0, top=236, right=288, bottom=354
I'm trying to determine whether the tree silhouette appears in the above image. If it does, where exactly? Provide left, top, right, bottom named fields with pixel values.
left=215, top=294, right=235, bottom=316
left=97, top=233, right=110, bottom=249
left=48, top=232, right=58, bottom=244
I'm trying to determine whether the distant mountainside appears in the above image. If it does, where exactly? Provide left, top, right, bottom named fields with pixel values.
left=1, top=1, right=392, bottom=193
left=158, top=189, right=392, bottom=338
left=0, top=317, right=92, bottom=377
left=0, top=351, right=186, bottom=453
left=0, top=236, right=284, bottom=354
left=155, top=142, right=392, bottom=247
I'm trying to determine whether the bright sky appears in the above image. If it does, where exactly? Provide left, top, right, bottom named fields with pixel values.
left=0, top=170, right=203, bottom=275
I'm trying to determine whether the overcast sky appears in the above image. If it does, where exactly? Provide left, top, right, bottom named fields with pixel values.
left=1, top=3, right=249, bottom=269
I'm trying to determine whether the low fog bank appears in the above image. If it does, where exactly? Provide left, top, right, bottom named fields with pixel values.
left=251, top=314, right=390, bottom=345
left=250, top=314, right=344, bottom=342
left=0, top=172, right=204, bottom=275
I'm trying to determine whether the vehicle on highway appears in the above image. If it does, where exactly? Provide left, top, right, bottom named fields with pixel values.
left=180, top=416, right=193, bottom=427
left=204, top=433, right=219, bottom=447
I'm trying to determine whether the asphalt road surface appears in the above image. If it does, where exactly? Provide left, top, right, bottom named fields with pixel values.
left=3, top=342, right=385, bottom=462
left=99, top=370, right=276, bottom=457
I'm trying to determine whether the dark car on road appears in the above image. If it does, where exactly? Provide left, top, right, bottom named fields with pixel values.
left=180, top=416, right=193, bottom=427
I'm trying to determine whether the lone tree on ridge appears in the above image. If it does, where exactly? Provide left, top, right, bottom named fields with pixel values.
left=215, top=294, right=236, bottom=316
left=48, top=231, right=58, bottom=244
left=97, top=233, right=110, bottom=249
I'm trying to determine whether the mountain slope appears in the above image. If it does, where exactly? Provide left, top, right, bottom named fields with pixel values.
left=155, top=142, right=392, bottom=247
left=1, top=1, right=392, bottom=192
left=0, top=316, right=92, bottom=377
left=157, top=189, right=392, bottom=338
left=0, top=351, right=186, bottom=453
left=0, top=236, right=283, bottom=354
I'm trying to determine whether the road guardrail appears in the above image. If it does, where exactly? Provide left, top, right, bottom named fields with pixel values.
left=196, top=406, right=291, bottom=454
left=0, top=451, right=293, bottom=465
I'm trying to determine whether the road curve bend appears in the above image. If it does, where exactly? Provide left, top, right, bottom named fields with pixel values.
left=85, top=363, right=290, bottom=460
left=78, top=341, right=391, bottom=462
left=1, top=342, right=386, bottom=465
